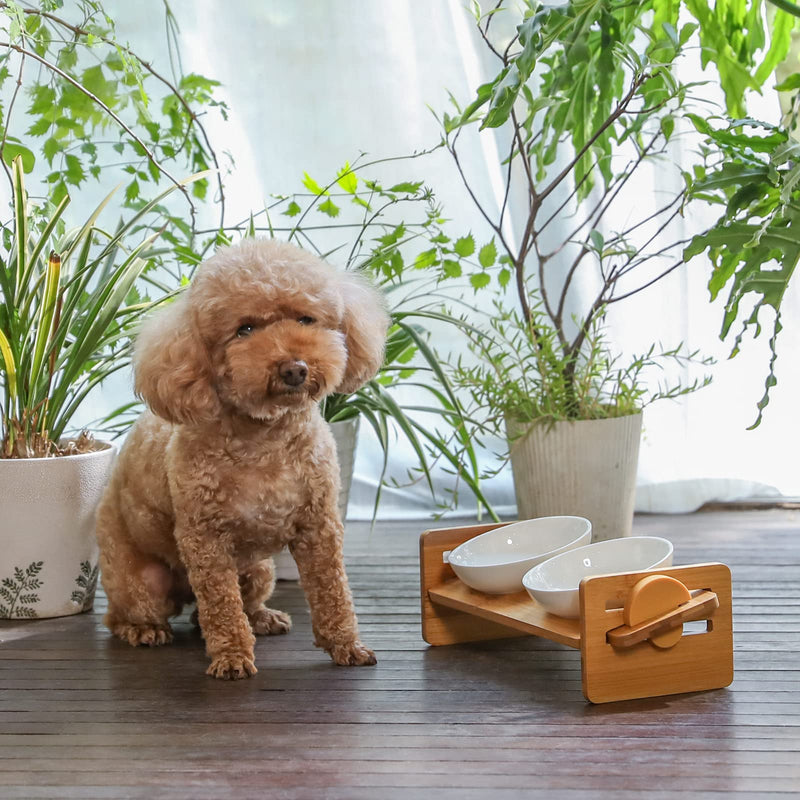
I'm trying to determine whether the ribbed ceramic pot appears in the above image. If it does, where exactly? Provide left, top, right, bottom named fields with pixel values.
left=0, top=442, right=116, bottom=619
left=274, top=417, right=359, bottom=580
left=506, top=413, right=642, bottom=542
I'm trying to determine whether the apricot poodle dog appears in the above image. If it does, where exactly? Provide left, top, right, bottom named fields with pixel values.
left=96, top=238, right=389, bottom=679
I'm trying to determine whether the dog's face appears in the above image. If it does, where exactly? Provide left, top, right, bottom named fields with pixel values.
left=133, top=239, right=389, bottom=424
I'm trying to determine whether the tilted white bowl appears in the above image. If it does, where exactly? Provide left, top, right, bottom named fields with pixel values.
left=522, top=536, right=674, bottom=619
left=446, top=516, right=592, bottom=594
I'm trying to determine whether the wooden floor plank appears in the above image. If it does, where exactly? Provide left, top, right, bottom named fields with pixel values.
left=0, top=509, right=798, bottom=797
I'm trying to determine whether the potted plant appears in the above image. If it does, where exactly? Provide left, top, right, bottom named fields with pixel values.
left=0, top=157, right=203, bottom=617
left=418, top=0, right=792, bottom=539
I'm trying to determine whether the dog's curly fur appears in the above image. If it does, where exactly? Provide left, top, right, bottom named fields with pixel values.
left=96, top=238, right=389, bottom=679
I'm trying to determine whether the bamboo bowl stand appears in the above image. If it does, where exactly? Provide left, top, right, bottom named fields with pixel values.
left=420, top=522, right=734, bottom=704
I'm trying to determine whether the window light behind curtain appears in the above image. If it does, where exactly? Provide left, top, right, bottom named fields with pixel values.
left=89, top=0, right=799, bottom=518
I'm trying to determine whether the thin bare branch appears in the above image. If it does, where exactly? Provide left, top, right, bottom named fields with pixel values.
left=609, top=206, right=685, bottom=282
left=604, top=189, right=685, bottom=248
left=447, top=139, right=514, bottom=259
left=502, top=32, right=520, bottom=62
left=607, top=257, right=685, bottom=303
left=537, top=160, right=595, bottom=235
left=548, top=130, right=663, bottom=263
left=554, top=243, right=590, bottom=336
left=613, top=236, right=690, bottom=281
left=497, top=129, right=516, bottom=235
left=510, top=106, right=538, bottom=208
left=483, top=0, right=505, bottom=35
left=477, top=21, right=505, bottom=61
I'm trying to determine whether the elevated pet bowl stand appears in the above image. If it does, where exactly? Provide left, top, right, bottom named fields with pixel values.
left=420, top=522, right=734, bottom=704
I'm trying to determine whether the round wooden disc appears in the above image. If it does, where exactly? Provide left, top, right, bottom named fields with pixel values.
left=624, top=574, right=691, bottom=649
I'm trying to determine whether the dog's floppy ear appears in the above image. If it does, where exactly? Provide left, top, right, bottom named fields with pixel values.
left=334, top=271, right=390, bottom=394
left=133, top=294, right=222, bottom=424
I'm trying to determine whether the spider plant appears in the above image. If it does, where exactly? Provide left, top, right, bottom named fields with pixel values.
left=0, top=155, right=206, bottom=457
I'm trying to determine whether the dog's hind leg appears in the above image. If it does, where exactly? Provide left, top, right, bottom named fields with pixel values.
left=97, top=501, right=177, bottom=647
left=240, top=559, right=292, bottom=636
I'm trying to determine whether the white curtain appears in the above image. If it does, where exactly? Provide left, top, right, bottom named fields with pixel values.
left=91, top=0, right=797, bottom=517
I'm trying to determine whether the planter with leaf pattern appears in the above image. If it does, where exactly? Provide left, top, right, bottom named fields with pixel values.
left=0, top=442, right=115, bottom=619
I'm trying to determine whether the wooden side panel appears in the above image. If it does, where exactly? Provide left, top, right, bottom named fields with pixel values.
left=420, top=522, right=526, bottom=646
left=579, top=563, right=734, bottom=704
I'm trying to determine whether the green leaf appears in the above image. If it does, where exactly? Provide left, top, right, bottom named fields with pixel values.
left=498, top=267, right=511, bottom=288
left=283, top=201, right=301, bottom=217
left=64, top=154, right=85, bottom=186
left=51, top=179, right=68, bottom=206
left=679, top=21, right=699, bottom=46
left=482, top=64, right=522, bottom=129
left=191, top=179, right=208, bottom=200
left=470, top=272, right=491, bottom=291
left=775, top=73, right=800, bottom=92
left=388, top=181, right=423, bottom=194
left=302, top=172, right=327, bottom=196
left=318, top=198, right=340, bottom=217
left=442, top=259, right=462, bottom=278
left=26, top=118, right=51, bottom=137
left=29, top=85, right=56, bottom=115
left=478, top=240, right=497, bottom=268
left=0, top=142, right=35, bottom=173
left=454, top=234, right=475, bottom=258
left=125, top=180, right=140, bottom=202
left=414, top=248, right=438, bottom=269
left=686, top=114, right=786, bottom=153
left=81, top=64, right=113, bottom=104
left=755, top=6, right=793, bottom=86
left=379, top=224, right=406, bottom=247
left=336, top=162, right=358, bottom=194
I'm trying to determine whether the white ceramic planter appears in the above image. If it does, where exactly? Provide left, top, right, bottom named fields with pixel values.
left=274, top=417, right=359, bottom=580
left=0, top=442, right=116, bottom=619
left=507, top=413, right=642, bottom=542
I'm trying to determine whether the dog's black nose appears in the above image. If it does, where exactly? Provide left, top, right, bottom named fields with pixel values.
left=279, top=360, right=308, bottom=387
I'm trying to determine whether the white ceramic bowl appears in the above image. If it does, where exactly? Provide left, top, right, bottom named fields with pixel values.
left=522, top=536, right=674, bottom=619
left=446, top=517, right=592, bottom=594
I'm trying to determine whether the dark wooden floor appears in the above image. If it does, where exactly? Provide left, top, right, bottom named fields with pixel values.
left=0, top=510, right=798, bottom=799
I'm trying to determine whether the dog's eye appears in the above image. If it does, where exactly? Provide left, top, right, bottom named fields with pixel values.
left=236, top=324, right=255, bottom=338
left=298, top=316, right=315, bottom=325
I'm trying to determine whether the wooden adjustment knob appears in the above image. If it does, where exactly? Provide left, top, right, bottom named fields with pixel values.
left=623, top=574, right=691, bottom=649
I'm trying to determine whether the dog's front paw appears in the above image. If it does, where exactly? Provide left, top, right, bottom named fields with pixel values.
left=111, top=621, right=173, bottom=647
left=249, top=607, right=292, bottom=636
left=328, top=640, right=377, bottom=667
left=206, top=653, right=257, bottom=680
